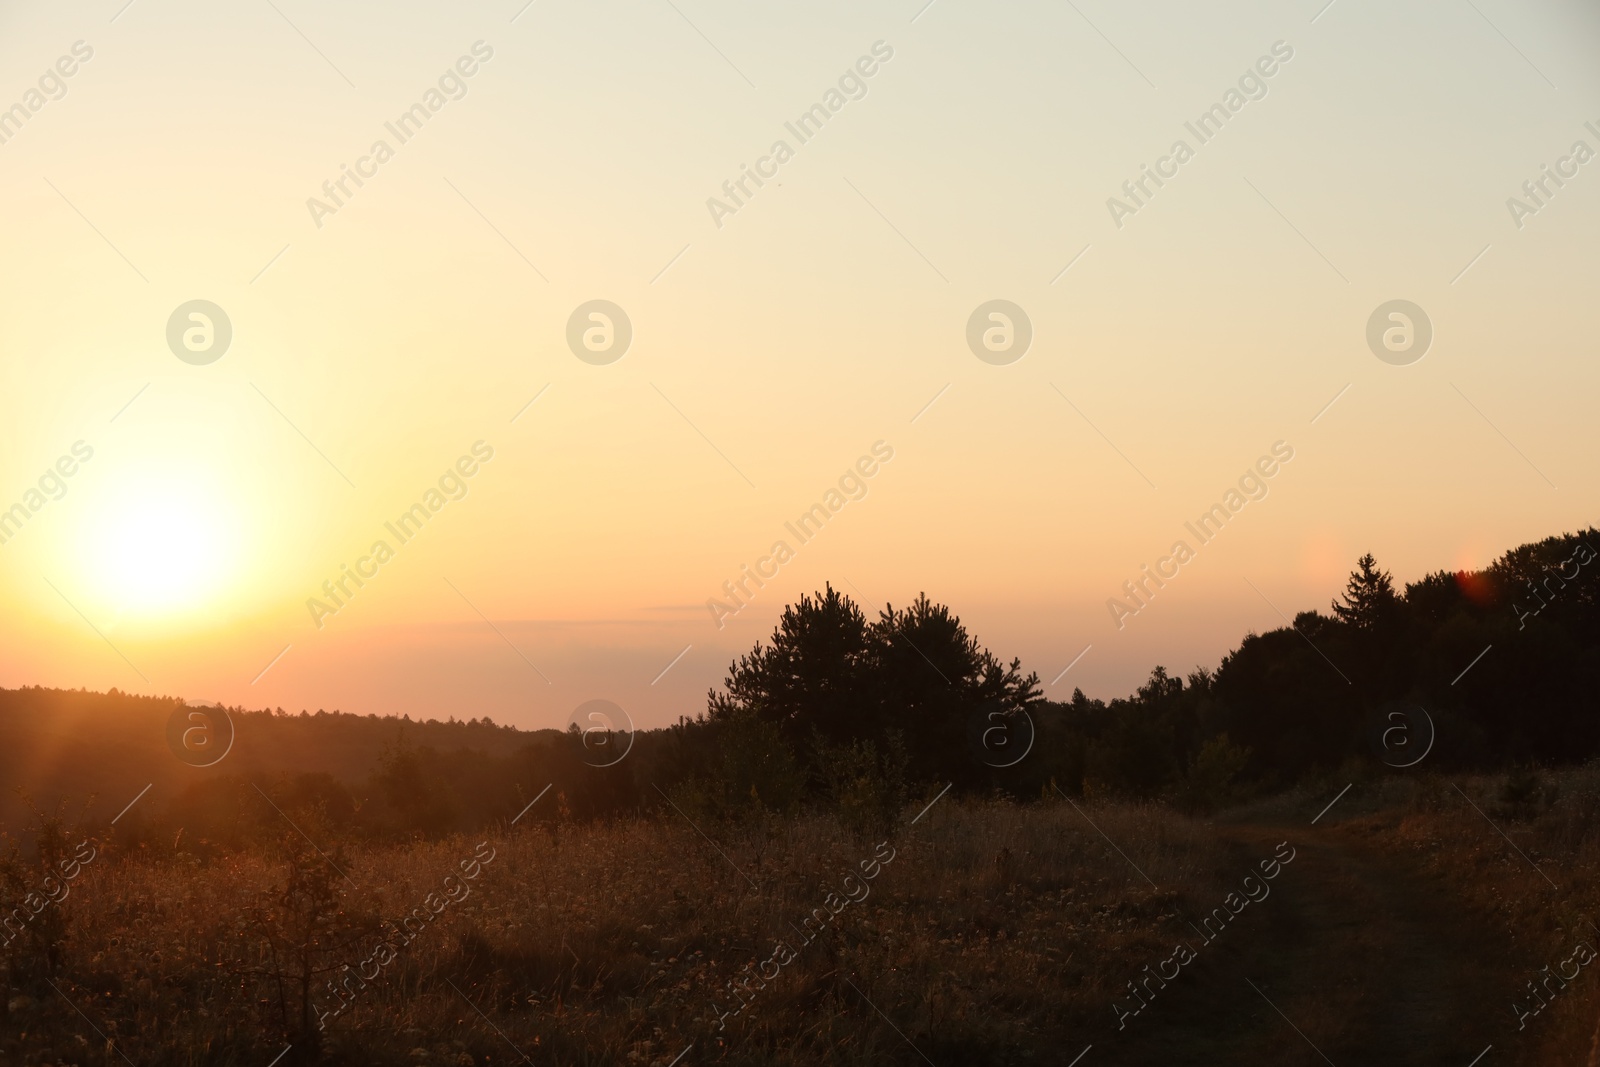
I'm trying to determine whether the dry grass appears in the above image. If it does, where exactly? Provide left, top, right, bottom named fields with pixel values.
left=1348, top=763, right=1600, bottom=1065
left=5, top=796, right=1235, bottom=1067
left=26, top=773, right=1594, bottom=1066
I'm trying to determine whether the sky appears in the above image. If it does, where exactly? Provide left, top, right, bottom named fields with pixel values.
left=0, top=0, right=1596, bottom=731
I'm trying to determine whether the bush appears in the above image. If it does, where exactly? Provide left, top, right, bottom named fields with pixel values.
left=1175, top=734, right=1253, bottom=813
left=669, top=711, right=807, bottom=823
left=813, top=732, right=909, bottom=838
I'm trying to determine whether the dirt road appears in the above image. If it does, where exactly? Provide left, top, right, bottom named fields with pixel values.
left=1103, top=820, right=1513, bottom=1065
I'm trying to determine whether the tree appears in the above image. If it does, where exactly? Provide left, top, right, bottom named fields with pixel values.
left=707, top=586, right=1040, bottom=786
left=706, top=584, right=874, bottom=745
left=868, top=593, right=1041, bottom=783
left=1331, top=553, right=1400, bottom=630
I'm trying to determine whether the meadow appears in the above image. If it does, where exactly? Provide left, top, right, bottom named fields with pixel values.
left=5, top=793, right=1236, bottom=1067
left=6, top=763, right=1599, bottom=1066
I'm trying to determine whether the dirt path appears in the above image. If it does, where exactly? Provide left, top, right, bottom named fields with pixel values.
left=1104, top=821, right=1511, bottom=1066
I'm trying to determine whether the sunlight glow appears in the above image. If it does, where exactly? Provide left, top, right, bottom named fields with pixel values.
left=78, top=475, right=236, bottom=619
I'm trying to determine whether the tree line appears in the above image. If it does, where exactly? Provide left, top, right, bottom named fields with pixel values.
left=9, top=527, right=1597, bottom=852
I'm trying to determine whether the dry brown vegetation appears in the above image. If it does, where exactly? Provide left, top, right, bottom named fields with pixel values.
left=4, top=795, right=1239, bottom=1067
left=11, top=765, right=1600, bottom=1066
left=1323, top=764, right=1600, bottom=1066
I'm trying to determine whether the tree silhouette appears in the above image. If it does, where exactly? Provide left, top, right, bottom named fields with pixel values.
left=706, top=583, right=874, bottom=745
left=868, top=593, right=1040, bottom=783
left=707, top=586, right=1039, bottom=784
left=1331, top=553, right=1400, bottom=630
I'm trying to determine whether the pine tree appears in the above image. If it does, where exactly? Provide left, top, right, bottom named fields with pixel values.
left=1331, top=553, right=1399, bottom=629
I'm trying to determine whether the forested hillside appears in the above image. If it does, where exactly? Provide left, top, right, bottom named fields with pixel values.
left=3, top=528, right=1595, bottom=843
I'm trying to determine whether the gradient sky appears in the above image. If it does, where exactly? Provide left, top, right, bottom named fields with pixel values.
left=1, top=0, right=1597, bottom=730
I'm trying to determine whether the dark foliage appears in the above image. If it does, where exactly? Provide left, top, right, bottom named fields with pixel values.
left=1, top=529, right=1596, bottom=841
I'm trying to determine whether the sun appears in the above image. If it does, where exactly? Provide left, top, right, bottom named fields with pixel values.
left=77, top=473, right=235, bottom=619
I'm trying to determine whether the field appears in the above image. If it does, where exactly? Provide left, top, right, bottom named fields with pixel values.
left=1, top=794, right=1206, bottom=1066
left=2, top=766, right=1597, bottom=1066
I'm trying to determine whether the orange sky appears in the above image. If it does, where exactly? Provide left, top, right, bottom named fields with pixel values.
left=0, top=0, right=1596, bottom=729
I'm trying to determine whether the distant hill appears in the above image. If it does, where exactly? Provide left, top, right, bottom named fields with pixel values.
left=0, top=687, right=553, bottom=834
